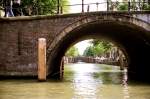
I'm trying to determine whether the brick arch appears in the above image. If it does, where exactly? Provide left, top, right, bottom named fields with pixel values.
left=47, top=15, right=150, bottom=81
left=48, top=14, right=150, bottom=57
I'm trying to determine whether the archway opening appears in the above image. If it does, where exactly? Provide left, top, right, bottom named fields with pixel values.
left=64, top=39, right=129, bottom=69
left=63, top=39, right=129, bottom=83
left=47, top=20, right=150, bottom=82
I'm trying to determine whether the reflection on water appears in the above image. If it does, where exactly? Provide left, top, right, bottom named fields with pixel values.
left=65, top=63, right=128, bottom=99
left=0, top=63, right=150, bottom=99
left=71, top=63, right=99, bottom=99
left=122, top=71, right=130, bottom=99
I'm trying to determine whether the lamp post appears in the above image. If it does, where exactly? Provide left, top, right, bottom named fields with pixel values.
left=57, top=0, right=60, bottom=14
left=82, top=0, right=84, bottom=12
left=107, top=0, right=109, bottom=11
left=57, top=0, right=62, bottom=14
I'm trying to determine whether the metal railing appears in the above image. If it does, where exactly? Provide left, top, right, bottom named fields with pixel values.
left=0, top=1, right=149, bottom=17
left=61, top=1, right=150, bottom=13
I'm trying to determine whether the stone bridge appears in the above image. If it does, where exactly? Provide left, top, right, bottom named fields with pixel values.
left=0, top=11, right=150, bottom=81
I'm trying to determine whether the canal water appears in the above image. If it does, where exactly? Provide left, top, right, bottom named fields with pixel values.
left=0, top=63, right=150, bottom=99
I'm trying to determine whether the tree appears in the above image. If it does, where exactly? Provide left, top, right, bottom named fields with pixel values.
left=83, top=40, right=113, bottom=57
left=117, top=0, right=150, bottom=11
left=91, top=40, right=113, bottom=52
left=142, top=0, right=150, bottom=10
left=93, top=43, right=105, bottom=55
left=117, top=3, right=128, bottom=11
left=65, top=46, right=79, bottom=57
left=21, top=0, right=69, bottom=15
left=83, top=46, right=95, bottom=56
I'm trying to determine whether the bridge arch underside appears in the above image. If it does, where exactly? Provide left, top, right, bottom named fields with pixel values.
left=48, top=21, right=150, bottom=81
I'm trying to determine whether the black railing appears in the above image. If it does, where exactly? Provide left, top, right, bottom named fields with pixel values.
left=0, top=1, right=149, bottom=17
left=61, top=1, right=150, bottom=13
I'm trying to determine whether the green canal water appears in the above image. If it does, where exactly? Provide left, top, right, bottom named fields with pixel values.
left=0, top=63, right=150, bottom=99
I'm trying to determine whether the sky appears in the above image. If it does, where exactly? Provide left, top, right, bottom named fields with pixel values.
left=69, top=0, right=107, bottom=13
left=68, top=0, right=107, bottom=55
left=75, top=40, right=91, bottom=55
left=68, top=0, right=123, bottom=13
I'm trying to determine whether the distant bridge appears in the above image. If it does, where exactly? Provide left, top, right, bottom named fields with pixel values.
left=64, top=56, right=120, bottom=66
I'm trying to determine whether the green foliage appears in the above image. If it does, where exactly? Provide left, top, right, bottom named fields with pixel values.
left=21, top=0, right=69, bottom=15
left=65, top=46, right=79, bottom=57
left=142, top=3, right=150, bottom=10
left=83, top=46, right=95, bottom=56
left=61, top=0, right=69, bottom=13
left=117, top=0, right=150, bottom=11
left=92, top=40, right=113, bottom=52
left=117, top=3, right=128, bottom=11
left=93, top=43, right=105, bottom=55
left=83, top=40, right=113, bottom=57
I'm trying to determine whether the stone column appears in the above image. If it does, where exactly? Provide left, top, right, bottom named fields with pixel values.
left=38, top=38, right=46, bottom=81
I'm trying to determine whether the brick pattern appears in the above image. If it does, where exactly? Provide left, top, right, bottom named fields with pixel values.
left=0, top=12, right=149, bottom=76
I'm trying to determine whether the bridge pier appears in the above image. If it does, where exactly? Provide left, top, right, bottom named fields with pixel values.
left=127, top=44, right=150, bottom=82
left=128, top=65, right=150, bottom=82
